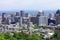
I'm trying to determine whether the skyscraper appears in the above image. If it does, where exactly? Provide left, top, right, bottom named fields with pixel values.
left=2, top=13, right=6, bottom=21
left=56, top=9, right=60, bottom=14
left=39, top=16, right=48, bottom=26
left=55, top=9, right=60, bottom=25
left=19, top=17, right=22, bottom=27
left=25, top=13, right=30, bottom=17
left=2, top=13, right=8, bottom=24
left=49, top=13, right=55, bottom=20
left=48, top=13, right=56, bottom=25
left=16, top=12, right=20, bottom=16
left=11, top=14, right=16, bottom=24
left=14, top=16, right=20, bottom=23
left=15, top=12, right=20, bottom=23
left=36, top=11, right=43, bottom=26
left=20, top=10, right=24, bottom=17
left=30, top=16, right=37, bottom=24
left=19, top=10, right=25, bottom=27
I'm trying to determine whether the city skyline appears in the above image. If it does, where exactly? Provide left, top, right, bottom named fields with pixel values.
left=0, top=0, right=60, bottom=11
left=0, top=0, right=60, bottom=40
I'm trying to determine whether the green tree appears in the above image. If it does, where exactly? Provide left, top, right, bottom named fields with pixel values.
left=0, top=33, right=6, bottom=40
left=0, top=36, right=5, bottom=40
left=46, top=38, right=50, bottom=40
left=28, top=33, right=42, bottom=40
left=53, top=32, right=58, bottom=38
left=9, top=37, right=17, bottom=40
left=13, top=32, right=20, bottom=39
left=3, top=32, right=13, bottom=40
left=0, top=32, right=43, bottom=40
left=51, top=38, right=57, bottom=40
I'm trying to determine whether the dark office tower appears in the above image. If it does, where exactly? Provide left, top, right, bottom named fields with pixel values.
left=2, top=13, right=6, bottom=19
left=48, top=13, right=56, bottom=25
left=11, top=14, right=16, bottom=24
left=30, top=16, right=37, bottom=24
left=14, top=12, right=20, bottom=23
left=20, top=10, right=24, bottom=17
left=14, top=16, right=20, bottom=23
left=2, top=13, right=4, bottom=23
left=16, top=12, right=20, bottom=16
left=25, top=13, right=31, bottom=17
left=6, top=17, right=9, bottom=25
left=2, top=13, right=7, bottom=24
left=19, top=10, right=24, bottom=27
left=36, top=12, right=42, bottom=26
left=56, top=9, right=60, bottom=14
left=2, top=13, right=10, bottom=25
left=55, top=9, right=60, bottom=25
left=55, top=15, right=60, bottom=25
left=37, top=12, right=42, bottom=16
left=48, top=18, right=56, bottom=25
left=25, top=13, right=28, bottom=17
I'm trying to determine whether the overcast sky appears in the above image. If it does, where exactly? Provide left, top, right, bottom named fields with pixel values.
left=0, top=0, right=60, bottom=11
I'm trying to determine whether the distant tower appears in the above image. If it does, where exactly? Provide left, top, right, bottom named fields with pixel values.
left=37, top=12, right=42, bottom=17
left=25, top=13, right=29, bottom=17
left=0, top=16, right=2, bottom=24
left=6, top=17, right=9, bottom=25
left=2, top=13, right=8, bottom=24
left=2, top=13, right=6, bottom=21
left=19, top=17, right=22, bottom=27
left=15, top=12, right=20, bottom=23
left=16, top=12, right=20, bottom=16
left=23, top=13, right=30, bottom=24
left=20, top=10, right=24, bottom=17
left=11, top=14, right=16, bottom=24
left=49, top=13, right=55, bottom=20
left=30, top=16, right=37, bottom=24
left=19, top=10, right=25, bottom=27
left=56, top=9, right=60, bottom=14
left=19, top=10, right=24, bottom=27
left=49, top=13, right=52, bottom=18
left=55, top=9, right=60, bottom=25
left=39, top=16, right=48, bottom=26
left=48, top=13, right=56, bottom=25
left=36, top=11, right=43, bottom=26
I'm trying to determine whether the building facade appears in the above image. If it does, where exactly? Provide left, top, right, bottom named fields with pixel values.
left=39, top=16, right=48, bottom=26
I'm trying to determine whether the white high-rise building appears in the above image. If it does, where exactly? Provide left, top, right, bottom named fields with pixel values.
left=39, top=16, right=48, bottom=26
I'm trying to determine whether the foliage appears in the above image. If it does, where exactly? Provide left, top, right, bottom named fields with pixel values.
left=0, top=30, right=60, bottom=40
left=0, top=33, right=6, bottom=40
left=51, top=30, right=60, bottom=40
left=33, top=25, right=40, bottom=29
left=0, top=32, right=42, bottom=40
left=46, top=38, right=50, bottom=40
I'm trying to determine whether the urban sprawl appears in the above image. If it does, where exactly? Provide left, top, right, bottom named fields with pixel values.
left=0, top=10, right=60, bottom=40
